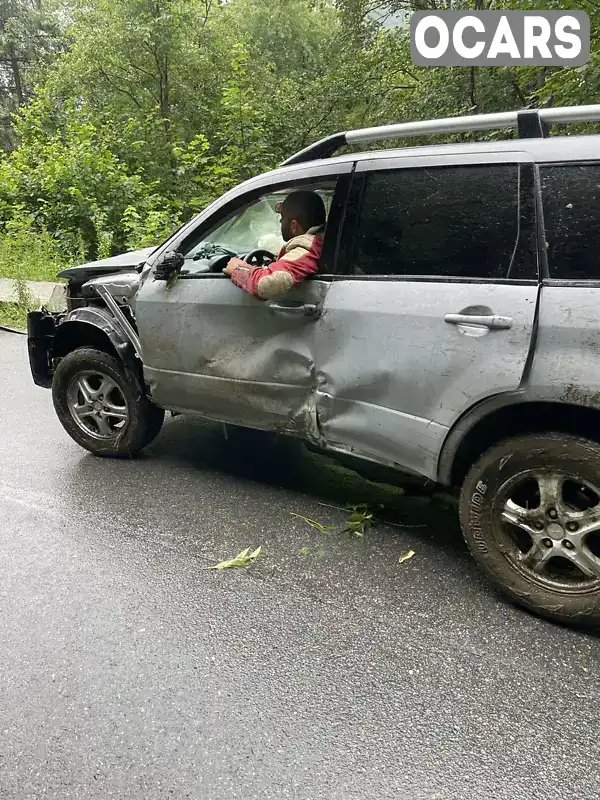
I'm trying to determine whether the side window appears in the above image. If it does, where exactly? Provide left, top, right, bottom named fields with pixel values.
left=349, top=164, right=523, bottom=279
left=541, top=163, right=600, bottom=280
left=181, top=185, right=336, bottom=274
left=183, top=195, right=285, bottom=272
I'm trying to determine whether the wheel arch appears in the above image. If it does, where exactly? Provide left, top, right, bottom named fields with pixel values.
left=53, top=308, right=144, bottom=392
left=439, top=397, right=600, bottom=488
left=54, top=320, right=118, bottom=359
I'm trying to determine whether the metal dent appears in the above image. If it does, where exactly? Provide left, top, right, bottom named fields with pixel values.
left=315, top=390, right=445, bottom=479
left=146, top=368, right=319, bottom=439
left=312, top=280, right=538, bottom=481
left=58, top=247, right=154, bottom=282
left=137, top=277, right=330, bottom=438
left=82, top=271, right=141, bottom=299
left=56, top=307, right=142, bottom=391
left=92, top=284, right=142, bottom=360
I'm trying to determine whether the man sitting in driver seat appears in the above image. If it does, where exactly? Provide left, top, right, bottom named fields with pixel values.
left=224, top=190, right=326, bottom=300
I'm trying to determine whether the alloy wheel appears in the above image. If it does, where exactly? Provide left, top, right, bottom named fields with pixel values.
left=494, top=470, right=600, bottom=591
left=493, top=469, right=600, bottom=590
left=66, top=370, right=130, bottom=441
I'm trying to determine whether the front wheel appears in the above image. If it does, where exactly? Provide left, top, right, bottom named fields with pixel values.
left=52, top=347, right=164, bottom=457
left=460, top=433, right=600, bottom=626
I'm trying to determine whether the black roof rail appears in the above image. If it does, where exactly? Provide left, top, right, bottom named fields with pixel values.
left=281, top=104, right=600, bottom=167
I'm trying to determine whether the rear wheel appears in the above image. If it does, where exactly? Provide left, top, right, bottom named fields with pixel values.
left=52, top=347, right=164, bottom=457
left=460, top=433, right=600, bottom=626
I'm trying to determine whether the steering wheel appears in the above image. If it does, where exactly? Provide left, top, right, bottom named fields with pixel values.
left=206, top=249, right=276, bottom=274
left=206, top=253, right=231, bottom=273
left=243, top=249, right=276, bottom=267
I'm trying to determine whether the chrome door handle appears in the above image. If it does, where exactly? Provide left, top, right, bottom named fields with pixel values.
left=269, top=302, right=320, bottom=318
left=445, top=313, right=513, bottom=330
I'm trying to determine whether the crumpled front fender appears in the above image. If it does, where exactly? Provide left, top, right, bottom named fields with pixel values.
left=57, top=306, right=143, bottom=387
left=28, top=305, right=144, bottom=392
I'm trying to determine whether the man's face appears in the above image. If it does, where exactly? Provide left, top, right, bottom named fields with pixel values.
left=276, top=199, right=301, bottom=242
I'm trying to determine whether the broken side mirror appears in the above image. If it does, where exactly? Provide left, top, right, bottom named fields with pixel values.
left=154, top=250, right=185, bottom=281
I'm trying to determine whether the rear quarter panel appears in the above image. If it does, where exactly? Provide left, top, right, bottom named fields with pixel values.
left=528, top=283, right=600, bottom=408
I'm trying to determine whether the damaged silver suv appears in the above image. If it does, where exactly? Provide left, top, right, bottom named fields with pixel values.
left=27, top=105, right=600, bottom=626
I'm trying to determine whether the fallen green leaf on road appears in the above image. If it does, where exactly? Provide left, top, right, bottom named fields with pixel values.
left=298, top=546, right=311, bottom=554
left=398, top=550, right=415, bottom=564
left=344, top=506, right=373, bottom=537
left=207, top=547, right=262, bottom=570
left=318, top=501, right=428, bottom=531
left=291, top=513, right=335, bottom=533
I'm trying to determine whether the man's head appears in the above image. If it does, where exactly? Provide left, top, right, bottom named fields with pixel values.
left=277, top=190, right=326, bottom=242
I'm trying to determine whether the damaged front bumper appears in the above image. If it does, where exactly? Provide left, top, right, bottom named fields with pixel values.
left=27, top=309, right=59, bottom=388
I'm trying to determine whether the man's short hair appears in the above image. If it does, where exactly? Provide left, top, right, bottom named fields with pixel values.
left=282, top=191, right=326, bottom=231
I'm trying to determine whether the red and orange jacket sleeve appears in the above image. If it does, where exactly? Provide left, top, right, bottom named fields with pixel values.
left=229, top=234, right=323, bottom=300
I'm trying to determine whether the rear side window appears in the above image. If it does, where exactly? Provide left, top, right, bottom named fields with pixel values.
left=350, top=164, right=522, bottom=279
left=541, top=164, right=600, bottom=280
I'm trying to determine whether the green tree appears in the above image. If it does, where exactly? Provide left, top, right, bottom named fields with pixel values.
left=0, top=0, right=64, bottom=149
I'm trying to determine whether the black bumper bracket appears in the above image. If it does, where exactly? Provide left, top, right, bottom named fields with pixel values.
left=27, top=310, right=57, bottom=388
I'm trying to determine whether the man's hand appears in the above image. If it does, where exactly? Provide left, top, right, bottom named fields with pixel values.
left=223, top=257, right=247, bottom=277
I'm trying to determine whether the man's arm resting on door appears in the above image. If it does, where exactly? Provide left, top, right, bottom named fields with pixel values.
left=224, top=245, right=321, bottom=301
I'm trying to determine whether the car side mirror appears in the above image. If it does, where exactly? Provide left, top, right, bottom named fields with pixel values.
left=154, top=250, right=185, bottom=281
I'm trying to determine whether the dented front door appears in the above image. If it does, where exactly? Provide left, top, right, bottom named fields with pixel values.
left=136, top=274, right=327, bottom=436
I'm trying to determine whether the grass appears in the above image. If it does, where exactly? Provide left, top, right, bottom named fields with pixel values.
left=0, top=279, right=36, bottom=330
left=0, top=226, right=69, bottom=283
left=0, top=301, right=28, bottom=329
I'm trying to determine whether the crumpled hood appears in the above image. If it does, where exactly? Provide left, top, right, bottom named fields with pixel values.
left=57, top=246, right=157, bottom=283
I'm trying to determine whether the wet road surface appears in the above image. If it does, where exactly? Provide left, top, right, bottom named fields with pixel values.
left=1, top=330, right=599, bottom=799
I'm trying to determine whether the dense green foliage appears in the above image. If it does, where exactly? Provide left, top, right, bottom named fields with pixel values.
left=0, top=0, right=598, bottom=279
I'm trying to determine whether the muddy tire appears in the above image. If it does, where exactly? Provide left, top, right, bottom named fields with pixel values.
left=460, top=433, right=600, bottom=626
left=52, top=347, right=164, bottom=458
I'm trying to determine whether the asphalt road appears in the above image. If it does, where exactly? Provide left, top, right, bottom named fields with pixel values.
left=1, top=329, right=599, bottom=800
